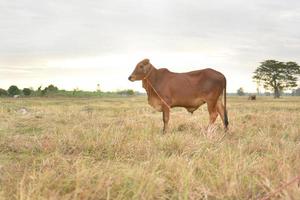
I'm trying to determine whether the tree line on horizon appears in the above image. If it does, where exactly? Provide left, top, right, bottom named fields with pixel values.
left=0, top=84, right=60, bottom=97
left=236, top=87, right=300, bottom=96
left=1, top=59, right=300, bottom=98
left=0, top=84, right=136, bottom=97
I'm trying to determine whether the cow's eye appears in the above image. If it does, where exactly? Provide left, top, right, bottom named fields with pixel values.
left=140, top=65, right=144, bottom=69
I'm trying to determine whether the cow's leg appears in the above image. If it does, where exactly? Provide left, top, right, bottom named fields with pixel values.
left=206, top=102, right=218, bottom=136
left=162, top=106, right=170, bottom=133
left=207, top=101, right=218, bottom=128
left=216, top=99, right=226, bottom=127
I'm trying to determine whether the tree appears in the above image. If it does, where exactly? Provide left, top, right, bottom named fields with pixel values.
left=23, top=88, right=32, bottom=96
left=253, top=60, right=300, bottom=98
left=237, top=87, right=245, bottom=96
left=41, top=84, right=59, bottom=96
left=8, top=85, right=20, bottom=96
left=0, top=88, right=8, bottom=96
left=46, top=84, right=58, bottom=92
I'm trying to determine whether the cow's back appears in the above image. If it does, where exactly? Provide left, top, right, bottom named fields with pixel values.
left=185, top=68, right=225, bottom=94
left=158, top=68, right=225, bottom=108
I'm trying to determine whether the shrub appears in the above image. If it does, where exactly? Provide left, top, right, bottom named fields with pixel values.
left=117, top=89, right=135, bottom=96
left=292, top=88, right=300, bottom=96
left=40, top=85, right=59, bottom=96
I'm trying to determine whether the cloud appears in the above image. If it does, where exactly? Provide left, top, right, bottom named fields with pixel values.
left=0, top=0, right=300, bottom=92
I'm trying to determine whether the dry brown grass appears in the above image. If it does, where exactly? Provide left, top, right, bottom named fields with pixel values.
left=0, top=96, right=299, bottom=199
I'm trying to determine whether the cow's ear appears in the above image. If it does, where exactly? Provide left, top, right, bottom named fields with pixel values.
left=142, top=59, right=150, bottom=65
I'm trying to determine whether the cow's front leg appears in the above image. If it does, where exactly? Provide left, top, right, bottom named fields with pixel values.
left=162, top=107, right=170, bottom=133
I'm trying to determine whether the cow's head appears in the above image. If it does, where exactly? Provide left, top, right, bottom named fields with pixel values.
left=128, top=59, right=152, bottom=81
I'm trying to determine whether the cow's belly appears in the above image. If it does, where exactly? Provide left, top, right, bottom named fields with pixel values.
left=148, top=97, right=163, bottom=111
left=172, top=96, right=205, bottom=107
left=185, top=99, right=206, bottom=113
left=169, top=96, right=205, bottom=112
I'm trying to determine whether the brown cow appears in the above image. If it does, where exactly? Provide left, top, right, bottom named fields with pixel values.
left=128, top=59, right=228, bottom=133
left=248, top=94, right=256, bottom=100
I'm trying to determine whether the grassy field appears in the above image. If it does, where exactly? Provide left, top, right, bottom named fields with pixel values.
left=0, top=96, right=299, bottom=199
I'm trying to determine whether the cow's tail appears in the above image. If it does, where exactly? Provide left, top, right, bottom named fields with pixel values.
left=224, top=77, right=229, bottom=129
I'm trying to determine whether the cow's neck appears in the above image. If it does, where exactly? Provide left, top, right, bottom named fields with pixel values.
left=142, top=66, right=171, bottom=109
left=142, top=66, right=158, bottom=97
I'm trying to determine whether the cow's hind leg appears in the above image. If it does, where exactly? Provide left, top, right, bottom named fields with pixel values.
left=162, top=106, right=170, bottom=133
left=216, top=99, right=227, bottom=129
left=207, top=102, right=218, bottom=137
left=207, top=101, right=218, bottom=126
left=206, top=101, right=218, bottom=134
left=207, top=101, right=218, bottom=135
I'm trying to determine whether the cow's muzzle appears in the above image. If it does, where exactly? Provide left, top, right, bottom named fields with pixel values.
left=128, top=75, right=135, bottom=82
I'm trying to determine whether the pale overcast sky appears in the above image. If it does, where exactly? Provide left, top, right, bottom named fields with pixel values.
left=0, top=0, right=300, bottom=92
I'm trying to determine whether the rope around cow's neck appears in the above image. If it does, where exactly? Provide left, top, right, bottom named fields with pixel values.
left=143, top=67, right=171, bottom=110
left=143, top=66, right=153, bottom=80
